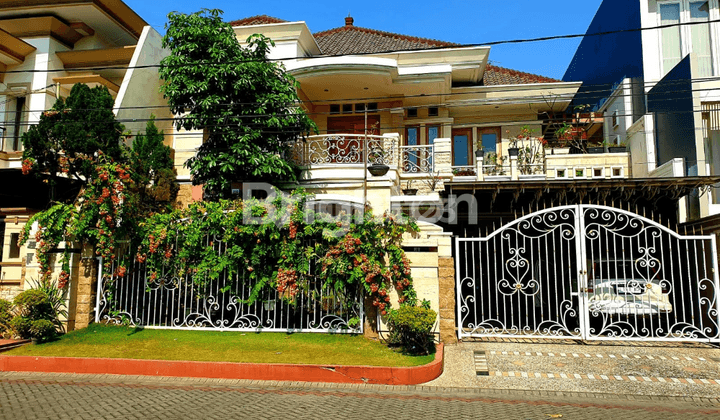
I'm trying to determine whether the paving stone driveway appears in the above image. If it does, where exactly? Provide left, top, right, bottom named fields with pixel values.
left=1, top=372, right=719, bottom=419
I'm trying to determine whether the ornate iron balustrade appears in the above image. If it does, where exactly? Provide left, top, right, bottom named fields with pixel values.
left=400, top=145, right=434, bottom=173
left=96, top=239, right=363, bottom=333
left=287, top=134, right=396, bottom=167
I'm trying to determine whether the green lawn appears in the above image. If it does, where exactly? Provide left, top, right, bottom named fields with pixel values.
left=5, top=324, right=434, bottom=367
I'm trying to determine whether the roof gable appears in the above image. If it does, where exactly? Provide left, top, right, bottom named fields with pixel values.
left=228, top=15, right=559, bottom=85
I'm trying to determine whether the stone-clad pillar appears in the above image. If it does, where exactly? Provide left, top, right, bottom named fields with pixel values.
left=437, top=250, right=457, bottom=344
left=68, top=245, right=97, bottom=331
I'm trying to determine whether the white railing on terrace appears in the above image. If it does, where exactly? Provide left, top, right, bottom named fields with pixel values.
left=518, top=163, right=545, bottom=176
left=482, top=163, right=510, bottom=176
left=287, top=134, right=396, bottom=167
left=401, top=144, right=434, bottom=173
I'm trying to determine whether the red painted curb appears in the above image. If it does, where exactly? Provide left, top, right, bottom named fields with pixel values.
left=0, top=343, right=443, bottom=385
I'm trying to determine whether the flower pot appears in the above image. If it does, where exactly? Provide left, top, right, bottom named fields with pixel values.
left=403, top=189, right=418, bottom=196
left=367, top=163, right=390, bottom=176
left=550, top=147, right=570, bottom=155
left=475, top=149, right=485, bottom=159
left=508, top=147, right=519, bottom=157
left=587, top=147, right=605, bottom=154
left=609, top=146, right=627, bottom=153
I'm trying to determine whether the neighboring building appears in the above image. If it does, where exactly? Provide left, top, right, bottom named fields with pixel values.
left=0, top=0, right=168, bottom=328
left=564, top=0, right=720, bottom=221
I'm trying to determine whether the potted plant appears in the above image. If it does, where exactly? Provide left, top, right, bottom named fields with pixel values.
left=367, top=149, right=390, bottom=176
left=452, top=168, right=476, bottom=176
left=587, top=143, right=605, bottom=154
left=475, top=148, right=485, bottom=159
left=402, top=180, right=418, bottom=196
left=483, top=152, right=507, bottom=176
left=609, top=141, right=628, bottom=153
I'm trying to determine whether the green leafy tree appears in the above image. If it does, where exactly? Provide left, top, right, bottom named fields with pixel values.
left=159, top=9, right=316, bottom=200
left=21, top=84, right=125, bottom=183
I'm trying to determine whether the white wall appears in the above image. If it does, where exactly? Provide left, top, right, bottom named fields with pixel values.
left=114, top=26, right=173, bottom=145
left=642, top=0, right=720, bottom=88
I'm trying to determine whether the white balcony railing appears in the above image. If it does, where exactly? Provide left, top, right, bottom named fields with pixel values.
left=287, top=134, right=396, bottom=167
left=400, top=144, right=434, bottom=173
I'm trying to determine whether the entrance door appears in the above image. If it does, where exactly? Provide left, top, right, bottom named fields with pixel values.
left=325, top=116, right=380, bottom=163
left=452, top=129, right=472, bottom=167
left=456, top=205, right=720, bottom=343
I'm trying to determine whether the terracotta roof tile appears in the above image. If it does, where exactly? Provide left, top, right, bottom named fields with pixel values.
left=483, top=64, right=559, bottom=85
left=229, top=15, right=558, bottom=85
left=313, top=25, right=457, bottom=55
left=229, top=15, right=287, bottom=26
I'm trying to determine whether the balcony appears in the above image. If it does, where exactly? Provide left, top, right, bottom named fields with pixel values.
left=0, top=126, right=23, bottom=169
left=286, top=134, right=631, bottom=188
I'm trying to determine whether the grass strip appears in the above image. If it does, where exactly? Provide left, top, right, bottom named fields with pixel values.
left=5, top=324, right=434, bottom=367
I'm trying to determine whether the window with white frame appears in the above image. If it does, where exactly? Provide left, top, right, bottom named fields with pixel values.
left=658, top=1, right=714, bottom=77
left=612, top=109, right=619, bottom=127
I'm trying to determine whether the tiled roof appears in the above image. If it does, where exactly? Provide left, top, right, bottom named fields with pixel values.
left=313, top=24, right=457, bottom=55
left=229, top=15, right=287, bottom=26
left=483, top=65, right=559, bottom=85
left=228, top=16, right=558, bottom=85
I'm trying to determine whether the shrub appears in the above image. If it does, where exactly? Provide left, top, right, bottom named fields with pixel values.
left=29, top=319, right=57, bottom=342
left=14, top=289, right=53, bottom=320
left=11, top=289, right=58, bottom=341
left=0, top=299, right=13, bottom=338
left=386, top=304, right=437, bottom=355
left=9, top=316, right=31, bottom=339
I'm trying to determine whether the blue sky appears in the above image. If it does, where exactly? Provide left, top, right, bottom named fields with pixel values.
left=123, top=0, right=604, bottom=80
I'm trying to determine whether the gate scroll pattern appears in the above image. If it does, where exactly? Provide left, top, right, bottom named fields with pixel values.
left=456, top=205, right=720, bottom=342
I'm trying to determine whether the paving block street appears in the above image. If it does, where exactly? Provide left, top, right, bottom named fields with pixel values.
left=2, top=340, right=720, bottom=419
left=1, top=371, right=720, bottom=420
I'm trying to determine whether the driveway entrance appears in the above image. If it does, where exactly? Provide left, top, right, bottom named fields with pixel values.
left=455, top=205, right=720, bottom=342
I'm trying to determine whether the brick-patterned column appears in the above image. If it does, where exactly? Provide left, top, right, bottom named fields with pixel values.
left=438, top=256, right=457, bottom=344
left=68, top=245, right=97, bottom=331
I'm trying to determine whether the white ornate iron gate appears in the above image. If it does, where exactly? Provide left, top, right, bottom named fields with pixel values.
left=456, top=205, right=720, bottom=342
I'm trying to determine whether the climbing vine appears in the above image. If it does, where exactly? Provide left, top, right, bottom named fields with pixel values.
left=134, top=190, right=419, bottom=310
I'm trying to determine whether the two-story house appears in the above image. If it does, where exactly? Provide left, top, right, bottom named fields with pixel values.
left=0, top=0, right=168, bottom=329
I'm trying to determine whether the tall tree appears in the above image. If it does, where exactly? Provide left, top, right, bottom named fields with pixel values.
left=22, top=84, right=125, bottom=183
left=130, top=116, right=178, bottom=214
left=159, top=9, right=316, bottom=200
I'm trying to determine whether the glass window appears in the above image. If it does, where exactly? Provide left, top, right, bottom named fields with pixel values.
left=481, top=133, right=497, bottom=153
left=406, top=127, right=419, bottom=168
left=690, top=1, right=713, bottom=77
left=660, top=3, right=682, bottom=75
left=9, top=233, right=20, bottom=259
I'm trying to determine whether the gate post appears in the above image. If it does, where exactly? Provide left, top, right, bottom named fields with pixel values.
left=67, top=244, right=97, bottom=331
left=437, top=235, right=457, bottom=344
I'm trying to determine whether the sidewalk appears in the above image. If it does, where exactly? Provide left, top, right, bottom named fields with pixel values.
left=427, top=339, right=720, bottom=399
